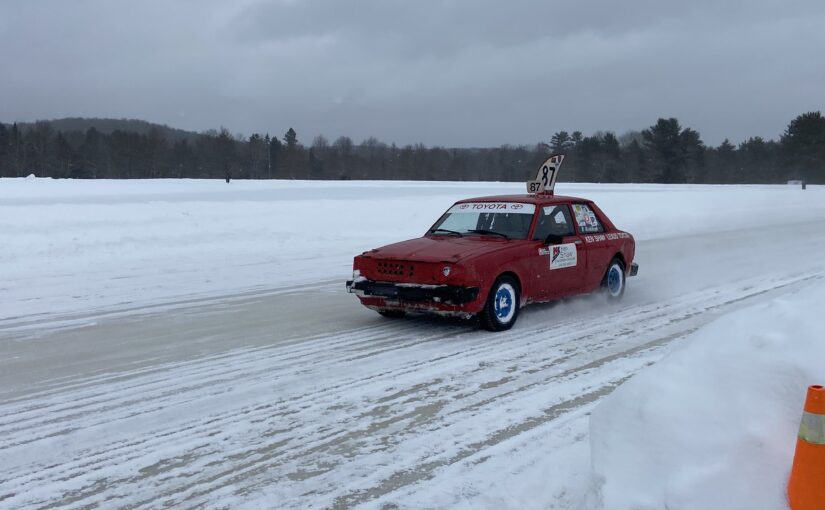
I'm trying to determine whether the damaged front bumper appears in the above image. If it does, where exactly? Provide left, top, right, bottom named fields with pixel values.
left=346, top=279, right=479, bottom=305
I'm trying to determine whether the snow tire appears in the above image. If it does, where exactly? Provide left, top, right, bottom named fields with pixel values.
left=479, top=275, right=520, bottom=332
left=602, top=257, right=626, bottom=300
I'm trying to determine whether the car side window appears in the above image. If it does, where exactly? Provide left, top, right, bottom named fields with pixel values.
left=533, top=205, right=575, bottom=240
left=571, top=203, right=604, bottom=233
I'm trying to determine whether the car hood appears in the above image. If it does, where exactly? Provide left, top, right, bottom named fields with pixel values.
left=363, top=235, right=513, bottom=264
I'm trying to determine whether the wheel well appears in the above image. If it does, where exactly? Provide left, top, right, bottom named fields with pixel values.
left=481, top=271, right=522, bottom=308
left=497, top=271, right=522, bottom=293
left=601, top=254, right=627, bottom=287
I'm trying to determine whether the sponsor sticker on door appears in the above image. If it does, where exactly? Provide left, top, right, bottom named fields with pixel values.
left=550, top=243, right=577, bottom=270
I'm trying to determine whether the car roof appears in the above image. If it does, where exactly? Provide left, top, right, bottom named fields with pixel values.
left=454, top=194, right=589, bottom=205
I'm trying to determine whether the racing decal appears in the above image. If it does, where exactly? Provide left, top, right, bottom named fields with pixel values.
left=549, top=243, right=577, bottom=270
left=448, top=202, right=536, bottom=214
left=572, top=204, right=601, bottom=233
left=584, top=232, right=630, bottom=243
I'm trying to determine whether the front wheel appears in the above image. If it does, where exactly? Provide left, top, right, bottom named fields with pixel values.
left=602, top=258, right=626, bottom=300
left=478, top=276, right=520, bottom=332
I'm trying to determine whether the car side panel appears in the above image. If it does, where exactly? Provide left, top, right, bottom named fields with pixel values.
left=577, top=202, right=635, bottom=291
left=467, top=242, right=542, bottom=307
left=589, top=201, right=636, bottom=277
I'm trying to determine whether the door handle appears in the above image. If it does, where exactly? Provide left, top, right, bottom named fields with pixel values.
left=573, top=240, right=583, bottom=245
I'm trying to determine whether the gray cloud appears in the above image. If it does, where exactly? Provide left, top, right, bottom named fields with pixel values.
left=1, top=0, right=823, bottom=147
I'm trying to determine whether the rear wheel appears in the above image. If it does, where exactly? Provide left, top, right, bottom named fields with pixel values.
left=602, top=258, right=626, bottom=300
left=378, top=309, right=406, bottom=319
left=479, top=276, right=520, bottom=332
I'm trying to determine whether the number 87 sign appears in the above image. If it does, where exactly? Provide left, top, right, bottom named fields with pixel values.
left=526, top=154, right=565, bottom=195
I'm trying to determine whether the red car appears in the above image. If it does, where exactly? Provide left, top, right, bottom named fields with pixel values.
left=346, top=157, right=638, bottom=331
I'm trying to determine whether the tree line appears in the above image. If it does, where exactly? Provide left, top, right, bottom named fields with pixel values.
left=1, top=112, right=823, bottom=183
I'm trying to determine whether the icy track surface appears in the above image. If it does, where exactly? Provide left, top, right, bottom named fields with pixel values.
left=1, top=179, right=825, bottom=508
left=3, top=178, right=825, bottom=323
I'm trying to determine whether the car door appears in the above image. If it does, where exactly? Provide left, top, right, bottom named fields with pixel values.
left=529, top=204, right=588, bottom=300
left=571, top=202, right=612, bottom=290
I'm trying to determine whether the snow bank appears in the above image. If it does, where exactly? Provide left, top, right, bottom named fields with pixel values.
left=589, top=280, right=825, bottom=510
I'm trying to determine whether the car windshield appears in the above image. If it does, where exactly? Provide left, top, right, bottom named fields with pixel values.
left=429, top=202, right=536, bottom=240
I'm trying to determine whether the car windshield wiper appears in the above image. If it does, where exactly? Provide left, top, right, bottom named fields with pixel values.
left=430, top=228, right=463, bottom=236
left=467, top=229, right=509, bottom=240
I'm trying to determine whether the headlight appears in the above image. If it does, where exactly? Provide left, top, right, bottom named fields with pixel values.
left=442, top=266, right=451, bottom=277
left=352, top=269, right=361, bottom=280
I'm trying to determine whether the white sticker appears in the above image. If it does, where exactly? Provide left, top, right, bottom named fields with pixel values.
left=448, top=202, right=536, bottom=214
left=549, top=243, right=577, bottom=270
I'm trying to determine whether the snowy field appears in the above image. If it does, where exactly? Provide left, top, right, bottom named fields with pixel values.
left=3, top=178, right=825, bottom=325
left=1, top=178, right=825, bottom=509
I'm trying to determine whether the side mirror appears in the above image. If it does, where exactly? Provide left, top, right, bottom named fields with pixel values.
left=544, top=233, right=565, bottom=245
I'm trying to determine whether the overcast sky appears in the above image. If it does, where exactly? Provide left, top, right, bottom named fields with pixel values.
left=1, top=0, right=823, bottom=147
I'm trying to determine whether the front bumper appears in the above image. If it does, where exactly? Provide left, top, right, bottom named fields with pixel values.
left=629, top=262, right=639, bottom=277
left=346, top=279, right=479, bottom=305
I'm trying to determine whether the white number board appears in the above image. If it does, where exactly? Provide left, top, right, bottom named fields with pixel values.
left=527, top=154, right=565, bottom=194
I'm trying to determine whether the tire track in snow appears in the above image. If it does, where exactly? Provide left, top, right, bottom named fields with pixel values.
left=0, top=271, right=822, bottom=509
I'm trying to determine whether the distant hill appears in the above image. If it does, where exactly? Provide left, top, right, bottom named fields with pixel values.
left=9, top=117, right=201, bottom=144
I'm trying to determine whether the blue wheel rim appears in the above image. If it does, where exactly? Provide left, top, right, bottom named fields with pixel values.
left=494, top=287, right=513, bottom=320
left=608, top=265, right=622, bottom=294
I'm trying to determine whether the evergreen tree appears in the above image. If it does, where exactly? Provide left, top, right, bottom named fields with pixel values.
left=641, top=118, right=704, bottom=183
left=781, top=111, right=825, bottom=182
left=738, top=136, right=778, bottom=183
left=571, top=131, right=583, bottom=146
left=550, top=131, right=571, bottom=152
left=264, top=134, right=272, bottom=178
left=680, top=127, right=705, bottom=183
left=284, top=127, right=298, bottom=149
left=246, top=133, right=265, bottom=178
left=268, top=135, right=282, bottom=178
left=79, top=127, right=102, bottom=178
left=713, top=139, right=737, bottom=182
left=0, top=123, right=8, bottom=159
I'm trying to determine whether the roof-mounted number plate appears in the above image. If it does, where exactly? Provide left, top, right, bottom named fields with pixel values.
left=527, top=154, right=565, bottom=195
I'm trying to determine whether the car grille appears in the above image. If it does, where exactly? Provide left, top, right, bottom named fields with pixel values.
left=376, top=261, right=414, bottom=277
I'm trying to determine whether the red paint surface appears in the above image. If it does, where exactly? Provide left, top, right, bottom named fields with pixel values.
left=351, top=194, right=636, bottom=315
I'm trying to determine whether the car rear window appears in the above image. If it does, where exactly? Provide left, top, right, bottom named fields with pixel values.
left=572, top=203, right=603, bottom=233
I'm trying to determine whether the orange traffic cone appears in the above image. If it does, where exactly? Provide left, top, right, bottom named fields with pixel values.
left=788, top=385, right=825, bottom=509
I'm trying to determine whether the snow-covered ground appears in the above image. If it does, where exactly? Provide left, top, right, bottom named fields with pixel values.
left=3, top=178, right=824, bottom=324
left=590, top=282, right=825, bottom=510
left=1, top=178, right=824, bottom=509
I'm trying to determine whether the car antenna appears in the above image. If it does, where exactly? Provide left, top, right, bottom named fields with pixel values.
left=526, top=154, right=565, bottom=196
